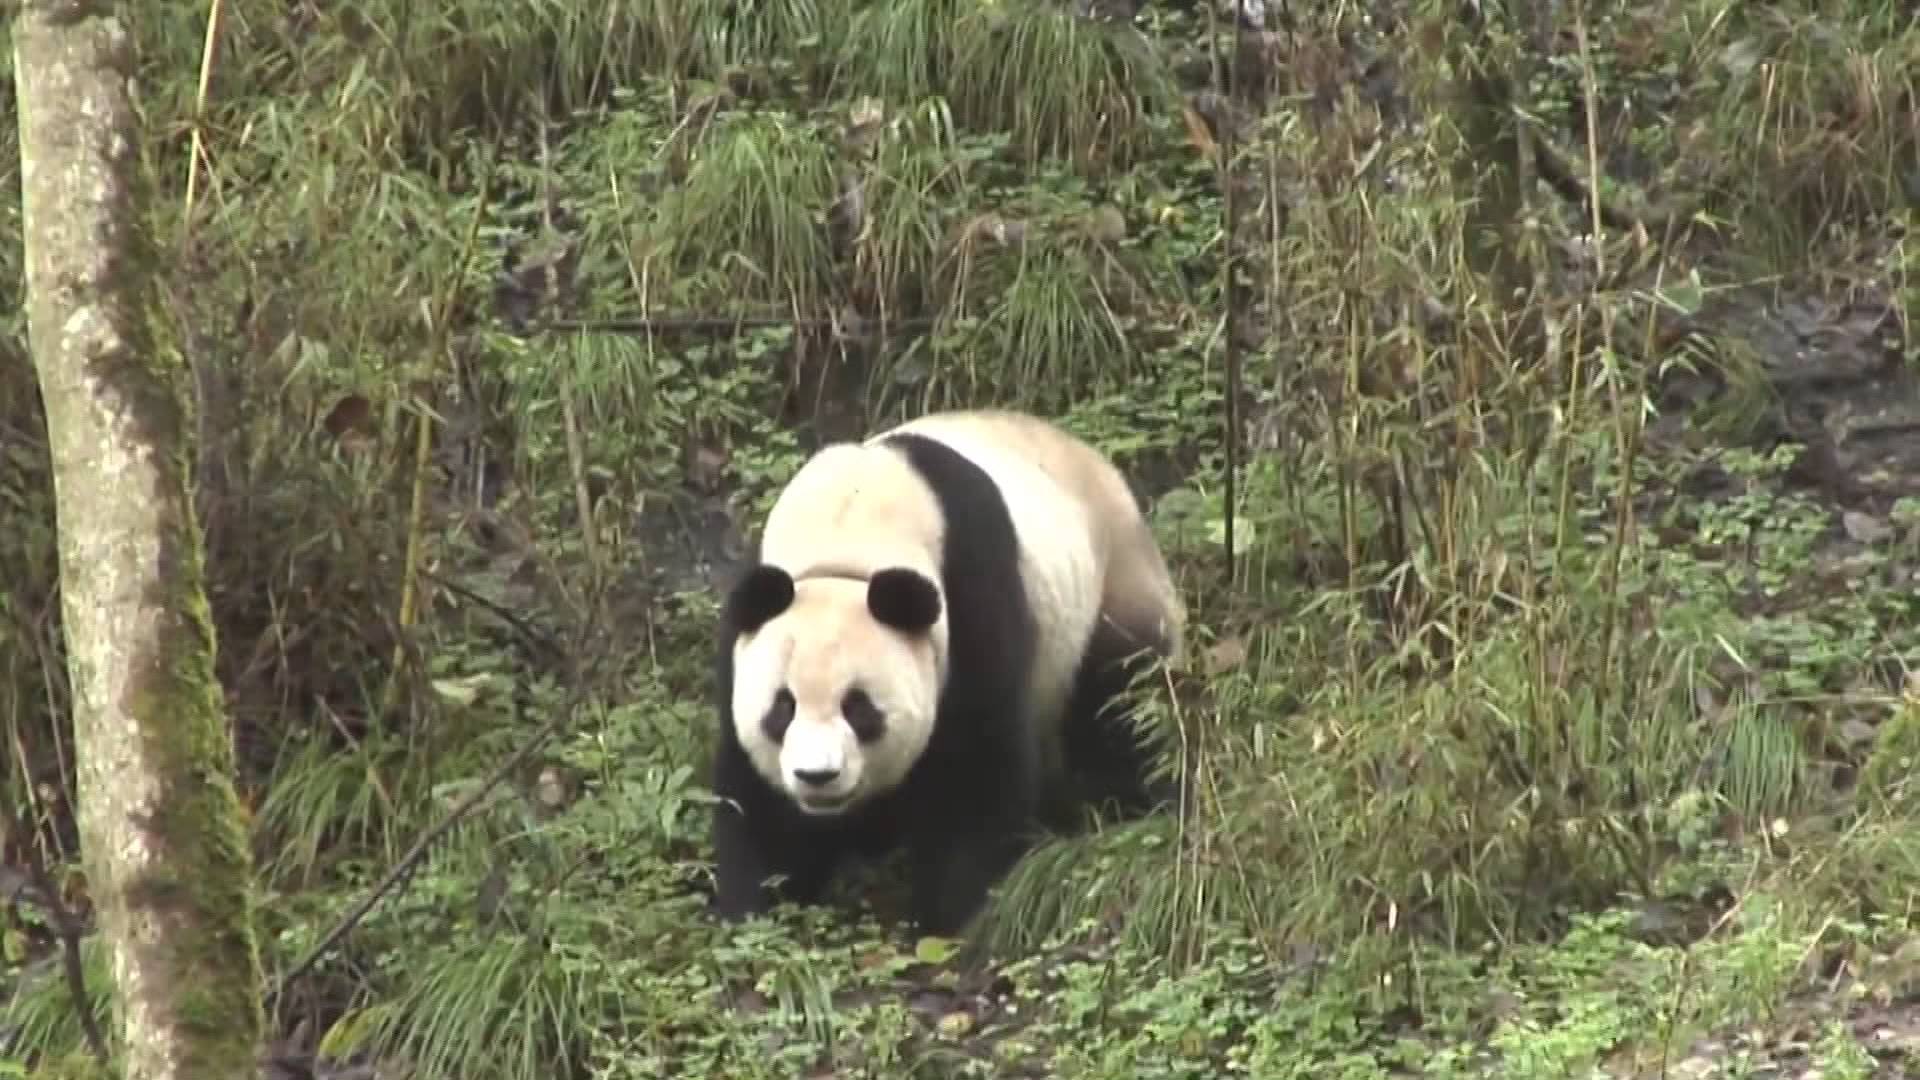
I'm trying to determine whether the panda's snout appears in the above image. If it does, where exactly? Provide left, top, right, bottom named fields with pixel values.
left=780, top=720, right=855, bottom=808
left=792, top=766, right=841, bottom=787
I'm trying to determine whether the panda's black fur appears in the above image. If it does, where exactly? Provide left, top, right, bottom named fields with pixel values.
left=709, top=431, right=1174, bottom=936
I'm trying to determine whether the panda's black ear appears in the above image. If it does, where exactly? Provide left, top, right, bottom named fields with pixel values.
left=868, top=568, right=942, bottom=633
left=726, top=565, right=796, bottom=633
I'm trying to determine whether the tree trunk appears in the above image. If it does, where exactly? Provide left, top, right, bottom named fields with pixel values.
left=13, top=5, right=266, bottom=1079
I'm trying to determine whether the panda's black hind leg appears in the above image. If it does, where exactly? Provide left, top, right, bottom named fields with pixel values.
left=1062, top=619, right=1176, bottom=823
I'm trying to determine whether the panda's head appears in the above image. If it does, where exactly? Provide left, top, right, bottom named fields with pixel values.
left=725, top=563, right=946, bottom=816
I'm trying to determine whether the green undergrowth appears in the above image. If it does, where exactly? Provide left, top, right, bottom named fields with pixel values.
left=377, top=896, right=1917, bottom=1079
left=6, top=0, right=1920, bottom=1078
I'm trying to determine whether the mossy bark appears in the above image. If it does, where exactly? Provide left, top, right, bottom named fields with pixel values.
left=13, top=4, right=266, bottom=1079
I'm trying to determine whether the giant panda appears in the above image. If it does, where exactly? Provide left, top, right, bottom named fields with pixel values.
left=708, top=409, right=1186, bottom=936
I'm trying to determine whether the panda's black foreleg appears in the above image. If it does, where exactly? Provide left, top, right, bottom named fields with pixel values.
left=710, top=743, right=844, bottom=921
left=712, top=807, right=845, bottom=920
left=905, top=816, right=1032, bottom=937
left=901, top=739, right=1041, bottom=936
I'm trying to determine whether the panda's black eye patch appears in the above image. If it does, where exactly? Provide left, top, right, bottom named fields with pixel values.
left=762, top=689, right=796, bottom=743
left=842, top=689, right=885, bottom=743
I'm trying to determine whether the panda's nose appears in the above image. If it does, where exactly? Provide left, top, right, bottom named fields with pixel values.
left=792, top=766, right=841, bottom=787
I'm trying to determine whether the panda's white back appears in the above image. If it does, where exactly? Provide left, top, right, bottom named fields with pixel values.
left=874, top=414, right=1110, bottom=736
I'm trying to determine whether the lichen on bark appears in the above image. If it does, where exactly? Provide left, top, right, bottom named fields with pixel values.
left=13, top=3, right=266, bottom=1078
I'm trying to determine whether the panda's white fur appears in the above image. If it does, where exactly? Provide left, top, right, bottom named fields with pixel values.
left=710, top=409, right=1183, bottom=934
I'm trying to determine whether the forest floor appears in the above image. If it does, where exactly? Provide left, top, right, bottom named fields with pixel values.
left=4, top=1, right=1920, bottom=1078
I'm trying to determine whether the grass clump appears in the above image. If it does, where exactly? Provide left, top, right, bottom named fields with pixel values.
left=1682, top=2, right=1919, bottom=260
left=1859, top=681, right=1920, bottom=811
left=892, top=168, right=1180, bottom=413
left=921, top=236, right=1138, bottom=412
left=643, top=114, right=841, bottom=315
left=326, top=922, right=602, bottom=1080
left=842, top=100, right=981, bottom=324
left=835, top=0, right=965, bottom=106
left=947, top=0, right=1176, bottom=169
left=834, top=0, right=1177, bottom=172
left=9, top=0, right=1920, bottom=1078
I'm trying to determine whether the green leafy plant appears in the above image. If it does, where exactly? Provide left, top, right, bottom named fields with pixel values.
left=7, top=2, right=1920, bottom=1079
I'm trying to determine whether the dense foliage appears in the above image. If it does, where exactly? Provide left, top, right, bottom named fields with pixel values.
left=4, top=0, right=1919, bottom=1076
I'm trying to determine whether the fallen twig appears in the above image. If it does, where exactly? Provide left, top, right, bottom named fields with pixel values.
left=1, top=863, right=110, bottom=1064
